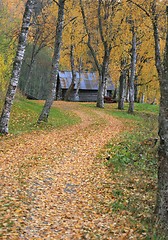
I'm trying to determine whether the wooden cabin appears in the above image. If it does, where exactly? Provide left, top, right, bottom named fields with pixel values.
left=56, top=71, right=115, bottom=102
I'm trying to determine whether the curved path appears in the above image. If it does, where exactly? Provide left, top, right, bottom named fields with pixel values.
left=0, top=102, right=127, bottom=239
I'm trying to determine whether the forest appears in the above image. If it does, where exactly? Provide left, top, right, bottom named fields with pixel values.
left=0, top=0, right=165, bottom=105
left=0, top=0, right=168, bottom=239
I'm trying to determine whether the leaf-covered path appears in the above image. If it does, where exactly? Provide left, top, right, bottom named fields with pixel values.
left=0, top=102, right=128, bottom=239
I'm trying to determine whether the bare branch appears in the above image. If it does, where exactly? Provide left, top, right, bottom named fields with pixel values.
left=52, top=0, right=59, bottom=6
left=64, top=16, right=78, bottom=28
left=127, top=0, right=151, bottom=18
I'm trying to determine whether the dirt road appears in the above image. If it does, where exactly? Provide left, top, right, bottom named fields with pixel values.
left=0, top=102, right=126, bottom=239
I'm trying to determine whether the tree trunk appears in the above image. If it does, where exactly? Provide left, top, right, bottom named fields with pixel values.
left=80, top=0, right=102, bottom=107
left=118, top=60, right=126, bottom=110
left=96, top=0, right=112, bottom=108
left=64, top=44, right=76, bottom=101
left=24, top=32, right=41, bottom=95
left=157, top=56, right=168, bottom=231
left=154, top=4, right=168, bottom=231
left=38, top=0, right=65, bottom=122
left=128, top=0, right=168, bottom=231
left=128, top=25, right=136, bottom=114
left=138, top=92, right=145, bottom=103
left=134, top=76, right=138, bottom=102
left=96, top=75, right=106, bottom=108
left=24, top=45, right=36, bottom=94
left=80, top=0, right=112, bottom=109
left=96, top=52, right=110, bottom=108
left=0, top=0, right=34, bottom=134
left=74, top=57, right=82, bottom=101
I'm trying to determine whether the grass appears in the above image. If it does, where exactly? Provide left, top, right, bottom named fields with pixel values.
left=98, top=103, right=163, bottom=239
left=81, top=102, right=163, bottom=238
left=82, top=102, right=159, bottom=121
left=0, top=96, right=80, bottom=135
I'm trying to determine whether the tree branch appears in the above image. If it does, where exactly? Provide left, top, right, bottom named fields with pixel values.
left=127, top=0, right=151, bottom=18
left=52, top=0, right=59, bottom=7
left=79, top=0, right=101, bottom=74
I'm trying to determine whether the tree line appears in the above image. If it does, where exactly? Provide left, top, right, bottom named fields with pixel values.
left=0, top=0, right=168, bottom=234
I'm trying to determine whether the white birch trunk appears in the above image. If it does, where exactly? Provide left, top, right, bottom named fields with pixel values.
left=64, top=44, right=76, bottom=101
left=80, top=0, right=112, bottom=108
left=128, top=25, right=136, bottom=113
left=74, top=57, right=82, bottom=101
left=118, top=60, right=126, bottom=110
left=38, top=0, right=65, bottom=122
left=153, top=3, right=168, bottom=231
left=96, top=0, right=112, bottom=108
left=0, top=0, right=34, bottom=134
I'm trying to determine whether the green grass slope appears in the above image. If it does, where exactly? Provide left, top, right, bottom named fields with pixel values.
left=0, top=97, right=80, bottom=135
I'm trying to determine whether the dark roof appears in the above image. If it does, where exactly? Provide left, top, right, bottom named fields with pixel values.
left=58, top=71, right=114, bottom=91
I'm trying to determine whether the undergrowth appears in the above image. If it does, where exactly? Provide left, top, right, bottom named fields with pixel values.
left=101, top=103, right=165, bottom=239
left=82, top=102, right=164, bottom=238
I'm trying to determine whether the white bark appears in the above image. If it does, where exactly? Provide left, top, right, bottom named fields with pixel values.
left=128, top=25, right=136, bottom=113
left=64, top=44, right=76, bottom=101
left=118, top=60, right=126, bottom=110
left=38, top=0, right=65, bottom=122
left=154, top=3, right=168, bottom=230
left=80, top=0, right=112, bottom=108
left=0, top=0, right=34, bottom=134
left=74, top=57, right=82, bottom=101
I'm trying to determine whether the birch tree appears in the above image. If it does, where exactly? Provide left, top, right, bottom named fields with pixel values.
left=128, top=23, right=136, bottom=113
left=96, top=0, right=112, bottom=108
left=118, top=59, right=127, bottom=110
left=61, top=0, right=88, bottom=101
left=64, top=0, right=77, bottom=101
left=24, top=1, right=56, bottom=95
left=74, top=57, right=82, bottom=101
left=127, top=0, right=168, bottom=232
left=80, top=0, right=123, bottom=108
left=64, top=44, right=76, bottom=101
left=152, top=2, right=168, bottom=232
left=38, top=0, right=65, bottom=122
left=0, top=0, right=34, bottom=134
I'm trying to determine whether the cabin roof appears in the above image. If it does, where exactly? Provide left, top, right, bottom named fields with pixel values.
left=58, top=71, right=115, bottom=91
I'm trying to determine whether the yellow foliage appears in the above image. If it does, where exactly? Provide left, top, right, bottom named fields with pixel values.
left=0, top=0, right=166, bottom=103
left=0, top=55, right=9, bottom=97
left=60, top=0, right=91, bottom=70
left=0, top=2, right=17, bottom=98
left=0, top=49, right=14, bottom=97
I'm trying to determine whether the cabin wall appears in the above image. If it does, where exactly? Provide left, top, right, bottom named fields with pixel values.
left=61, top=89, right=111, bottom=102
left=61, top=89, right=97, bottom=102
left=78, top=90, right=97, bottom=102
